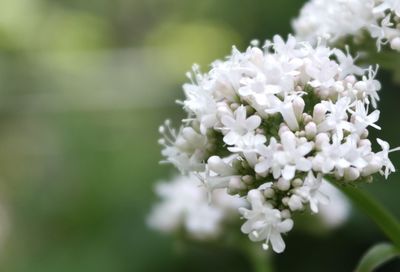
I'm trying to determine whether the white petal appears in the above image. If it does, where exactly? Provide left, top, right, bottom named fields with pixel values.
left=255, top=160, right=270, bottom=174
left=282, top=165, right=296, bottom=180
left=277, top=218, right=294, bottom=233
left=296, top=158, right=312, bottom=171
left=223, top=132, right=239, bottom=145
left=270, top=232, right=286, bottom=253
left=246, top=115, right=262, bottom=130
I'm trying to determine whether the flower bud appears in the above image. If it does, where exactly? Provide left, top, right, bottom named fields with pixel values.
left=263, top=188, right=275, bottom=198
left=293, top=96, right=305, bottom=120
left=248, top=189, right=264, bottom=203
left=288, top=195, right=304, bottom=211
left=345, top=75, right=356, bottom=84
left=313, top=103, right=327, bottom=124
left=281, top=209, right=291, bottom=219
left=344, top=167, right=360, bottom=181
left=277, top=178, right=291, bottom=191
left=208, top=156, right=234, bottom=175
left=390, top=37, right=400, bottom=51
left=291, top=178, right=303, bottom=187
left=315, top=133, right=329, bottom=150
left=242, top=175, right=254, bottom=185
left=305, top=122, right=317, bottom=139
left=229, top=176, right=246, bottom=191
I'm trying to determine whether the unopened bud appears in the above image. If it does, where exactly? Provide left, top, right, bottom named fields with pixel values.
left=293, top=96, right=305, bottom=120
left=344, top=167, right=360, bottom=181
left=263, top=188, right=275, bottom=198
left=292, top=178, right=303, bottom=187
left=208, top=156, right=234, bottom=175
left=288, top=195, right=304, bottom=211
left=277, top=178, right=291, bottom=191
left=313, top=103, right=327, bottom=124
left=305, top=122, right=317, bottom=139
left=390, top=37, right=400, bottom=51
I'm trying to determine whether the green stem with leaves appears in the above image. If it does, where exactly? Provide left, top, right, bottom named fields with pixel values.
left=326, top=177, right=400, bottom=249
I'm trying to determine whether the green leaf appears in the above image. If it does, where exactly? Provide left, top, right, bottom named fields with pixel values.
left=325, top=177, right=400, bottom=249
left=355, top=243, right=400, bottom=272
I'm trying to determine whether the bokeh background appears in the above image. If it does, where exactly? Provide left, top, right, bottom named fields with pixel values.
left=0, top=0, right=399, bottom=271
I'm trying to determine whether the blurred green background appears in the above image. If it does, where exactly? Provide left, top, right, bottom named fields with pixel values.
left=0, top=0, right=399, bottom=271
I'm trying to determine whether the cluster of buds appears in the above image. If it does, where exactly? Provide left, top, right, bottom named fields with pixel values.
left=293, top=0, right=400, bottom=51
left=157, top=35, right=399, bottom=253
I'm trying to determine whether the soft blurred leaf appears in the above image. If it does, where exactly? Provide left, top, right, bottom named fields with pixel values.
left=355, top=243, right=400, bottom=272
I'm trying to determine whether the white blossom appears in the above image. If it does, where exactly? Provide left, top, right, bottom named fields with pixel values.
left=221, top=106, right=262, bottom=146
left=155, top=35, right=398, bottom=252
left=293, top=0, right=400, bottom=52
left=239, top=190, right=294, bottom=253
left=291, top=172, right=329, bottom=213
left=318, top=181, right=351, bottom=228
left=274, top=131, right=313, bottom=180
left=148, top=175, right=246, bottom=239
left=376, top=139, right=400, bottom=178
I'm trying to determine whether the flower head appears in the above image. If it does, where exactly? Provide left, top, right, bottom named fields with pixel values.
left=157, top=35, right=398, bottom=252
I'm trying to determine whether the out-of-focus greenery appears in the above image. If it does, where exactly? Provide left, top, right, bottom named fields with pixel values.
left=0, top=0, right=399, bottom=271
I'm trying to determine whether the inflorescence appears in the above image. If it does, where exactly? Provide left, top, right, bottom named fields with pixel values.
left=156, top=35, right=399, bottom=253
left=293, top=0, right=400, bottom=51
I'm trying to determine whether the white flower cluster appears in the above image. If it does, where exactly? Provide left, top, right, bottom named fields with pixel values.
left=147, top=175, right=246, bottom=239
left=293, top=0, right=400, bottom=51
left=158, top=35, right=399, bottom=253
left=148, top=174, right=350, bottom=241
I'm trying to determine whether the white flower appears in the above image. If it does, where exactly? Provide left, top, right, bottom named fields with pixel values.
left=354, top=66, right=381, bottom=108
left=293, top=0, right=400, bottom=52
left=333, top=47, right=364, bottom=78
left=318, top=180, right=350, bottom=228
left=318, top=97, right=353, bottom=140
left=221, top=106, right=262, bottom=146
left=159, top=122, right=209, bottom=172
left=156, top=35, right=398, bottom=252
left=240, top=190, right=294, bottom=253
left=148, top=175, right=245, bottom=239
left=228, top=133, right=267, bottom=167
left=374, top=0, right=400, bottom=16
left=306, top=57, right=339, bottom=89
left=275, top=131, right=313, bottom=180
left=313, top=134, right=369, bottom=177
left=183, top=67, right=218, bottom=134
left=350, top=100, right=381, bottom=134
left=255, top=137, right=280, bottom=175
left=291, top=172, right=329, bottom=213
left=377, top=139, right=400, bottom=179
left=265, top=95, right=302, bottom=131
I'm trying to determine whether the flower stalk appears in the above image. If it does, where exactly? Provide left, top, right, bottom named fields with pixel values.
left=243, top=242, right=274, bottom=272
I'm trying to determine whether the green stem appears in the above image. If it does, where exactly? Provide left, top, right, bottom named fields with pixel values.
left=326, top=177, right=400, bottom=249
left=243, top=242, right=274, bottom=272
